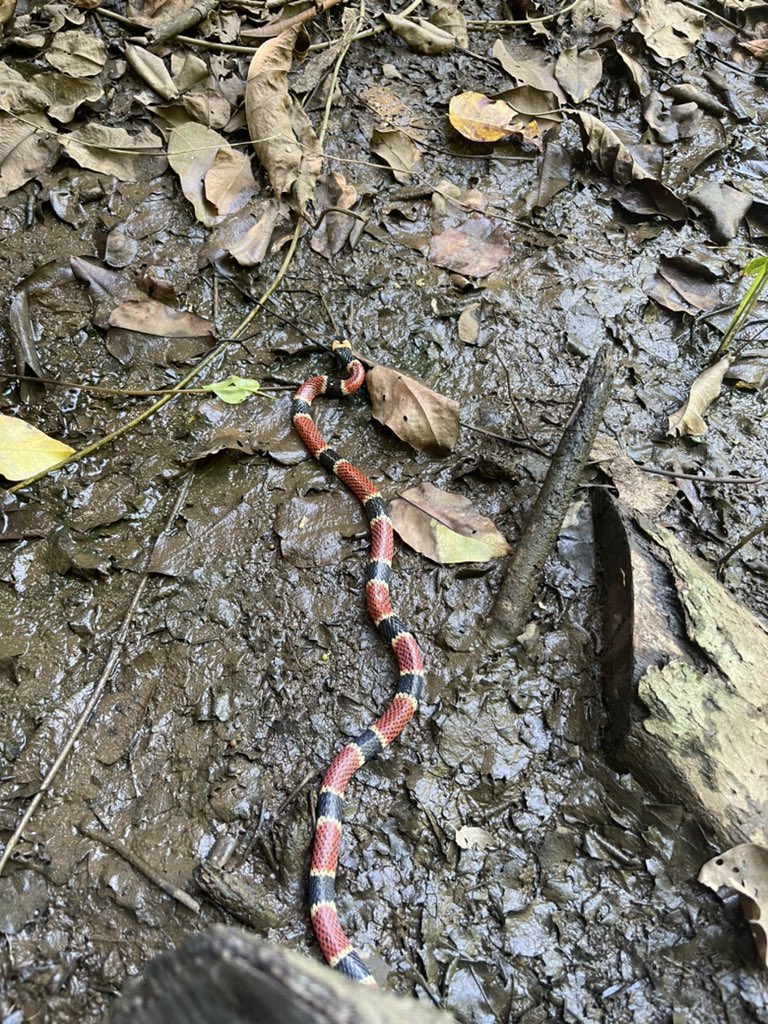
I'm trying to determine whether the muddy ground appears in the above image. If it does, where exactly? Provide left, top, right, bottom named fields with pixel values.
left=1, top=1, right=768, bottom=1022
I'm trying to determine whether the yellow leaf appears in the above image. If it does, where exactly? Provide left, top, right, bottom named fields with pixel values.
left=448, top=91, right=525, bottom=143
left=0, top=415, right=75, bottom=481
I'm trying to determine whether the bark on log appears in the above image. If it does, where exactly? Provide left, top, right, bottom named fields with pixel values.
left=593, top=490, right=768, bottom=848
left=106, top=926, right=457, bottom=1024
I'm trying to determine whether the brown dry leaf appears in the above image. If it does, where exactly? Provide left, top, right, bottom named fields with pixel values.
left=71, top=256, right=146, bottom=327
left=0, top=60, right=50, bottom=113
left=309, top=172, right=359, bottom=257
left=383, top=14, right=455, bottom=54
left=615, top=46, right=651, bottom=96
left=45, top=30, right=107, bottom=77
left=204, top=147, right=258, bottom=218
left=454, top=825, right=495, bottom=850
left=366, top=366, right=459, bottom=455
left=699, top=844, right=768, bottom=965
left=125, top=44, right=178, bottom=100
left=371, top=127, right=423, bottom=182
left=0, top=415, right=75, bottom=481
left=168, top=121, right=225, bottom=225
left=492, top=39, right=567, bottom=104
left=109, top=298, right=215, bottom=338
left=633, top=0, right=705, bottom=61
left=458, top=302, right=481, bottom=344
left=30, top=72, right=103, bottom=122
left=0, top=111, right=59, bottom=198
left=245, top=25, right=322, bottom=211
left=428, top=221, right=509, bottom=278
left=667, top=355, right=733, bottom=438
left=448, top=91, right=534, bottom=144
left=573, top=111, right=652, bottom=185
left=390, top=482, right=512, bottom=564
left=60, top=124, right=166, bottom=181
left=208, top=199, right=286, bottom=268
left=740, top=38, right=768, bottom=59
left=429, top=3, right=468, bottom=47
left=555, top=48, right=603, bottom=104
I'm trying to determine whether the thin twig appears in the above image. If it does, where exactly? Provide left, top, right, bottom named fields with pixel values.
left=0, top=475, right=194, bottom=877
left=0, top=371, right=290, bottom=396
left=641, top=466, right=766, bottom=485
left=77, top=821, right=200, bottom=912
left=465, top=0, right=583, bottom=28
left=718, top=521, right=768, bottom=569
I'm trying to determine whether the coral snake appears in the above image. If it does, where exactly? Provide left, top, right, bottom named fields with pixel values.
left=292, top=341, right=426, bottom=986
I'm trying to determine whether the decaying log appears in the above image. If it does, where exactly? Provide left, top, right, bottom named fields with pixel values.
left=593, top=490, right=768, bottom=848
left=107, top=926, right=457, bottom=1024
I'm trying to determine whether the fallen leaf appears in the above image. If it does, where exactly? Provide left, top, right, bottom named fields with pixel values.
left=245, top=25, right=322, bottom=211
left=667, top=355, right=732, bottom=438
left=428, top=221, right=509, bottom=278
left=30, top=72, right=104, bottom=123
left=590, top=436, right=676, bottom=518
left=492, top=39, right=567, bottom=104
left=390, top=482, right=512, bottom=564
left=60, top=124, right=166, bottom=181
left=455, top=825, right=496, bottom=850
left=448, top=91, right=534, bottom=144
left=366, top=365, right=459, bottom=455
left=0, top=415, right=74, bottom=480
left=371, top=127, right=423, bottom=183
left=125, top=44, right=178, bottom=99
left=208, top=199, right=286, bottom=268
left=275, top=494, right=364, bottom=568
left=740, top=37, right=768, bottom=60
left=45, top=30, right=107, bottom=77
left=555, top=48, right=603, bottom=104
left=168, top=121, right=225, bottom=226
left=699, top=844, right=767, bottom=966
left=0, top=111, right=59, bottom=198
left=204, top=146, right=258, bottom=218
left=458, top=302, right=481, bottom=344
left=429, top=4, right=468, bottom=47
left=572, top=111, right=653, bottom=186
left=309, top=171, right=359, bottom=256
left=689, top=182, right=753, bottom=244
left=383, top=14, right=455, bottom=54
left=530, top=141, right=572, bottom=209
left=634, top=0, right=705, bottom=61
left=108, top=299, right=215, bottom=338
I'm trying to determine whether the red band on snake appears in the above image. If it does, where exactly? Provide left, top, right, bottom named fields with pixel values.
left=292, top=341, right=425, bottom=986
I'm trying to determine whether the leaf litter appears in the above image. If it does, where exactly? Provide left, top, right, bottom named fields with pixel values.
left=1, top=0, right=768, bottom=1020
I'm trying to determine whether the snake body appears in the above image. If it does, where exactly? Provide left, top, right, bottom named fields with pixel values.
left=292, top=341, right=425, bottom=986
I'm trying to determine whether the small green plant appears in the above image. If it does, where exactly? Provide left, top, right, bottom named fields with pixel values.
left=717, top=256, right=768, bottom=356
left=201, top=376, right=275, bottom=404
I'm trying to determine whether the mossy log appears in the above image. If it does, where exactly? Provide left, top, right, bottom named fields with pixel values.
left=593, top=490, right=768, bottom=848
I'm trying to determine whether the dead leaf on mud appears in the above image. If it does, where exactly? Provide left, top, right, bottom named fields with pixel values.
left=429, top=4, right=468, bottom=47
left=573, top=111, right=686, bottom=220
left=0, top=111, right=60, bottom=198
left=492, top=39, right=567, bottom=104
left=207, top=198, right=287, bottom=267
left=0, top=415, right=74, bottom=481
left=448, top=92, right=540, bottom=146
left=634, top=0, right=705, bottom=62
left=645, top=255, right=724, bottom=313
left=71, top=256, right=146, bottom=326
left=457, top=302, right=481, bottom=344
left=45, top=30, right=106, bottom=77
left=168, top=122, right=228, bottom=226
left=454, top=825, right=496, bottom=850
left=688, top=182, right=754, bottom=244
left=667, top=355, right=733, bottom=438
left=384, top=14, right=455, bottom=55
left=390, top=482, right=512, bottom=564
left=371, top=127, right=423, bottom=183
left=555, top=48, right=603, bottom=104
left=699, top=843, right=768, bottom=965
left=245, top=25, right=322, bottom=211
left=531, top=141, right=572, bottom=209
left=366, top=365, right=459, bottom=455
left=61, top=124, right=166, bottom=181
left=205, top=147, right=258, bottom=218
left=590, top=436, right=677, bottom=517
left=739, top=37, right=768, bottom=60
left=125, top=44, right=178, bottom=100
left=108, top=298, right=215, bottom=338
left=310, top=171, right=359, bottom=256
left=429, top=221, right=510, bottom=278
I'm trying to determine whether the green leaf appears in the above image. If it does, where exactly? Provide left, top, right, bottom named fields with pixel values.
left=202, top=376, right=273, bottom=404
